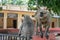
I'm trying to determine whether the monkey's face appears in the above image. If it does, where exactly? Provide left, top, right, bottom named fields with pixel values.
left=40, top=12, right=44, bottom=17
left=38, top=10, right=49, bottom=19
left=40, top=12, right=48, bottom=18
left=23, top=15, right=31, bottom=23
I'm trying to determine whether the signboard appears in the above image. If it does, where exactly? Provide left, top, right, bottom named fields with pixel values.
left=8, top=13, right=18, bottom=18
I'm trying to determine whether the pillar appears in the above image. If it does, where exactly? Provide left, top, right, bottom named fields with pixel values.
left=4, top=13, right=7, bottom=29
left=17, top=14, right=22, bottom=29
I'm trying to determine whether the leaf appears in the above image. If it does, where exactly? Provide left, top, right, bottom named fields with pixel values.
left=28, top=0, right=60, bottom=15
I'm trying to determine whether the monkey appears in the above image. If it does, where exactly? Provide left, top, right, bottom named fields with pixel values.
left=34, top=7, right=51, bottom=39
left=18, top=14, right=34, bottom=40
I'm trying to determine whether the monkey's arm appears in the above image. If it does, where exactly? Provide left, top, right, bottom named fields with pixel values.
left=45, top=21, right=50, bottom=39
left=45, top=13, right=51, bottom=34
left=18, top=23, right=23, bottom=36
left=38, top=21, right=43, bottom=38
left=35, top=20, right=39, bottom=35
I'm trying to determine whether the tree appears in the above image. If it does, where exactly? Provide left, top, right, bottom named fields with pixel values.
left=2, top=0, right=24, bottom=5
left=28, top=0, right=37, bottom=10
left=28, top=0, right=60, bottom=15
left=2, top=0, right=7, bottom=5
left=14, top=0, right=23, bottom=5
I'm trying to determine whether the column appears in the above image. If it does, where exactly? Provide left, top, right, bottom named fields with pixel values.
left=17, top=14, right=22, bottom=29
left=56, top=18, right=59, bottom=28
left=4, top=13, right=7, bottom=29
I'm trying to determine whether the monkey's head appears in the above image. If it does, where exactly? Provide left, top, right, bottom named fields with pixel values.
left=35, top=8, right=49, bottom=19
left=40, top=10, right=49, bottom=18
left=23, top=14, right=34, bottom=27
left=23, top=15, right=31, bottom=21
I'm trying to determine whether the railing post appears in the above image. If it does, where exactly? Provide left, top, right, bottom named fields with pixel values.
left=3, top=35, right=4, bottom=40
left=5, top=36, right=7, bottom=40
left=0, top=35, right=2, bottom=40
left=0, top=34, right=21, bottom=40
left=14, top=36, right=17, bottom=40
left=19, top=36, right=21, bottom=40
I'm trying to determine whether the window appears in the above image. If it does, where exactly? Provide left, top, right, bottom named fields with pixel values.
left=22, top=14, right=24, bottom=17
left=0, top=13, right=4, bottom=17
left=32, top=15, right=34, bottom=17
left=52, top=22, right=55, bottom=28
left=0, top=13, right=4, bottom=28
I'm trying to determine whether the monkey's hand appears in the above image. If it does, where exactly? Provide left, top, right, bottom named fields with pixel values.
left=18, top=31, right=21, bottom=36
left=19, top=33, right=21, bottom=36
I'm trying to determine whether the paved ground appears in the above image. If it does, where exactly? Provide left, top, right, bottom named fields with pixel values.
left=33, top=35, right=60, bottom=40
left=55, top=36, right=60, bottom=40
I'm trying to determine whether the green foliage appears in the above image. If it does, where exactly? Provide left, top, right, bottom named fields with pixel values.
left=2, top=0, right=7, bottom=5
left=28, top=0, right=37, bottom=10
left=0, top=7, right=2, bottom=11
left=14, top=0, right=23, bottom=5
left=2, top=0, right=24, bottom=5
left=28, top=0, right=60, bottom=15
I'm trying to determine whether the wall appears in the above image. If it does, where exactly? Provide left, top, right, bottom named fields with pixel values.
left=0, top=10, right=35, bottom=29
left=0, top=10, right=59, bottom=29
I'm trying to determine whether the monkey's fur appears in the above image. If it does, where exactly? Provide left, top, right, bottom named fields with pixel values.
left=18, top=15, right=34, bottom=40
left=35, top=8, right=50, bottom=39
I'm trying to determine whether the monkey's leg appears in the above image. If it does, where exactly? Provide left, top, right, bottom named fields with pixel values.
left=26, top=34, right=31, bottom=40
left=36, top=21, right=39, bottom=35
left=24, top=37, right=27, bottom=40
left=26, top=36, right=30, bottom=40
left=19, top=36, right=21, bottom=40
left=21, top=36, right=25, bottom=40
left=44, top=24, right=50, bottom=39
left=26, top=34, right=29, bottom=40
left=39, top=24, right=43, bottom=38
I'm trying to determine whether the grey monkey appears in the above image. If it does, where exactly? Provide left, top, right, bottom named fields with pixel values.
left=18, top=15, right=34, bottom=40
left=35, top=8, right=51, bottom=39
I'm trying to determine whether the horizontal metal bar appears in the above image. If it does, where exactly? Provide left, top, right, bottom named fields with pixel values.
left=0, top=33, right=26, bottom=38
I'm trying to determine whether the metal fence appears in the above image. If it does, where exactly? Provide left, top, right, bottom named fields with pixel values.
left=0, top=33, right=21, bottom=40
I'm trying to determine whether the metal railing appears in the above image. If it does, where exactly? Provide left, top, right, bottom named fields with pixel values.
left=0, top=33, right=22, bottom=40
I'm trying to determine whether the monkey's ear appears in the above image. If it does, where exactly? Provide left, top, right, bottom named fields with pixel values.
left=24, top=14, right=26, bottom=18
left=23, top=14, right=25, bottom=17
left=39, top=6, right=41, bottom=9
left=34, top=11, right=37, bottom=17
left=36, top=5, right=40, bottom=10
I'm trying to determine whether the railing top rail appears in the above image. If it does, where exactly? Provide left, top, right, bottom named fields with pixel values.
left=0, top=33, right=19, bottom=37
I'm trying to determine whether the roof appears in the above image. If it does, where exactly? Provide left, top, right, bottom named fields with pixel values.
left=53, top=16, right=60, bottom=18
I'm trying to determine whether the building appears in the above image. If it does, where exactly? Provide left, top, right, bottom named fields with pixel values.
left=0, top=5, right=59, bottom=29
left=1, top=5, right=28, bottom=11
left=0, top=10, right=35, bottom=29
left=0, top=10, right=60, bottom=29
left=52, top=16, right=60, bottom=28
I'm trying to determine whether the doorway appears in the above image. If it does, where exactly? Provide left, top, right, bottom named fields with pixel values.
left=52, top=22, right=55, bottom=28
left=7, top=13, right=18, bottom=28
left=13, top=20, right=17, bottom=28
